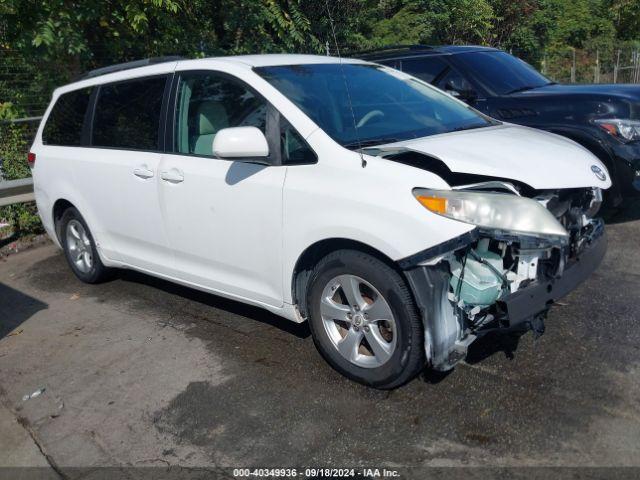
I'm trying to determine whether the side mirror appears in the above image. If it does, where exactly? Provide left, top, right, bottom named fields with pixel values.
left=461, top=89, right=478, bottom=102
left=212, top=126, right=269, bottom=159
left=445, top=86, right=477, bottom=102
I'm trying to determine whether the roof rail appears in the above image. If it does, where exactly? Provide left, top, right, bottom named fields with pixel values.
left=74, top=56, right=184, bottom=81
left=350, top=44, right=435, bottom=57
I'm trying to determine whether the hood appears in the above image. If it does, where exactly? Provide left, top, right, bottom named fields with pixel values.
left=516, top=83, right=640, bottom=103
left=366, top=125, right=612, bottom=190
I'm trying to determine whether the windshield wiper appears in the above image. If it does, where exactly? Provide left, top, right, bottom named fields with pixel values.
left=343, top=138, right=400, bottom=149
left=451, top=123, right=491, bottom=133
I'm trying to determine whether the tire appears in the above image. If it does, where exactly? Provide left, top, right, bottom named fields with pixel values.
left=306, top=249, right=424, bottom=389
left=58, top=207, right=112, bottom=284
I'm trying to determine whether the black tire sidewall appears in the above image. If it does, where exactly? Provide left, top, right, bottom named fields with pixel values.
left=307, top=250, right=423, bottom=388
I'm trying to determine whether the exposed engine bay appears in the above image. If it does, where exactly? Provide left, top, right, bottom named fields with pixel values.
left=449, top=185, right=602, bottom=323
left=403, top=182, right=606, bottom=371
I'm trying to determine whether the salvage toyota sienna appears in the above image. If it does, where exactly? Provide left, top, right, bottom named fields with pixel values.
left=31, top=54, right=610, bottom=388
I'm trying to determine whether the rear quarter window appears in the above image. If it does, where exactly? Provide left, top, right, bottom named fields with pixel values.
left=92, top=76, right=167, bottom=151
left=400, top=56, right=449, bottom=84
left=42, top=88, right=93, bottom=146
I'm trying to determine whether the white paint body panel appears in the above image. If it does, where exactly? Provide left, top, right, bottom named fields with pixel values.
left=212, top=127, right=270, bottom=158
left=31, top=54, right=609, bottom=323
left=158, top=153, right=286, bottom=307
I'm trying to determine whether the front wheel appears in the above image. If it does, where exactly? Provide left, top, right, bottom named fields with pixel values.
left=306, top=249, right=424, bottom=389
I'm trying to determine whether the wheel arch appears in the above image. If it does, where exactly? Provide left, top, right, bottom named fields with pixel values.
left=52, top=198, right=77, bottom=243
left=290, top=237, right=403, bottom=319
left=51, top=198, right=113, bottom=267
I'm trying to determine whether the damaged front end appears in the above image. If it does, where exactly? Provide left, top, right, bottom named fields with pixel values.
left=401, top=185, right=606, bottom=371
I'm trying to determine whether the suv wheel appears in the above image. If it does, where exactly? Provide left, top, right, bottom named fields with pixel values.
left=59, top=207, right=112, bottom=283
left=307, top=249, right=424, bottom=389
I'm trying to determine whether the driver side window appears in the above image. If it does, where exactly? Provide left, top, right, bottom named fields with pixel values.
left=436, top=70, right=474, bottom=97
left=174, top=72, right=267, bottom=157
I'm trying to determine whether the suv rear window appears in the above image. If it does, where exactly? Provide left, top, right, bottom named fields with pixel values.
left=42, top=88, right=92, bottom=146
left=92, top=76, right=167, bottom=150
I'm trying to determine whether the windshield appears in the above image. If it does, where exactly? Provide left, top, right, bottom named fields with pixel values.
left=452, top=51, right=553, bottom=95
left=255, top=63, right=495, bottom=148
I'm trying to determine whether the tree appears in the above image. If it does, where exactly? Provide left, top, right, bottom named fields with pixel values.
left=0, top=0, right=324, bottom=80
left=489, top=0, right=539, bottom=48
left=608, top=0, right=640, bottom=41
left=342, top=0, right=495, bottom=49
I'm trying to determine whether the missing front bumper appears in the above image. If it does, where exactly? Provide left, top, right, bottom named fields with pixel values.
left=402, top=224, right=607, bottom=371
left=497, top=228, right=607, bottom=329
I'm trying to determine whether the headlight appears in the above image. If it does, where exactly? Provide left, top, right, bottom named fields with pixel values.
left=594, top=118, right=640, bottom=142
left=413, top=188, right=569, bottom=239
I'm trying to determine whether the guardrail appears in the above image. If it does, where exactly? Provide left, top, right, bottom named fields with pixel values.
left=0, top=178, right=35, bottom=207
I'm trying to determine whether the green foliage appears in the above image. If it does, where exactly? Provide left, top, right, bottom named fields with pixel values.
left=321, top=0, right=639, bottom=71
left=1, top=0, right=326, bottom=75
left=0, top=123, right=30, bottom=180
left=1, top=202, right=42, bottom=234
left=539, top=0, right=615, bottom=49
left=0, top=0, right=638, bottom=237
left=0, top=123, right=42, bottom=235
left=352, top=3, right=439, bottom=48
left=0, top=102, right=19, bottom=121
left=346, top=0, right=495, bottom=49
left=1, top=0, right=637, bottom=84
left=610, top=0, right=640, bottom=41
left=439, top=0, right=495, bottom=45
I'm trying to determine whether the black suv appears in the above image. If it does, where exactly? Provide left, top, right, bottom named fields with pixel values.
left=358, top=45, right=640, bottom=206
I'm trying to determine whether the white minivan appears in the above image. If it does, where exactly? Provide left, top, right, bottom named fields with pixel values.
left=31, top=54, right=610, bottom=388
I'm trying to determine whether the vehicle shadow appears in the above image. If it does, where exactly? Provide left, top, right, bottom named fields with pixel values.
left=421, top=331, right=523, bottom=384
left=0, top=232, right=18, bottom=249
left=0, top=282, right=48, bottom=340
left=602, top=198, right=640, bottom=224
left=225, top=161, right=266, bottom=185
left=463, top=331, right=523, bottom=364
left=116, top=269, right=312, bottom=340
left=116, top=268, right=527, bottom=373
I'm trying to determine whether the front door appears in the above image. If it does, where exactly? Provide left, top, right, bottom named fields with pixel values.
left=159, top=71, right=286, bottom=307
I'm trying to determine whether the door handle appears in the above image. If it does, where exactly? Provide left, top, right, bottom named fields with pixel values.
left=133, top=167, right=154, bottom=179
left=160, top=169, right=184, bottom=184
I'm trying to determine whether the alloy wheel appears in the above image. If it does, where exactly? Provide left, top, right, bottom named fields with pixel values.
left=320, top=274, right=397, bottom=368
left=66, top=219, right=93, bottom=274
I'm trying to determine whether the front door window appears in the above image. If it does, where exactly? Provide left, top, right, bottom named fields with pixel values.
left=174, top=73, right=267, bottom=157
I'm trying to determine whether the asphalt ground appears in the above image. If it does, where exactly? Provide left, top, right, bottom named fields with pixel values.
left=1, top=201, right=639, bottom=479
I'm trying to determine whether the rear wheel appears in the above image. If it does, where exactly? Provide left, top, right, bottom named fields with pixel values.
left=306, top=249, right=424, bottom=389
left=59, top=207, right=112, bottom=283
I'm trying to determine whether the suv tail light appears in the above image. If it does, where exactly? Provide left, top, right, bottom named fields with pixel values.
left=27, top=152, right=36, bottom=168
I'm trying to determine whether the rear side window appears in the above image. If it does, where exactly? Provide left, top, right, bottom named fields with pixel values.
left=401, top=56, right=449, bottom=84
left=42, top=88, right=92, bottom=146
left=92, top=76, right=167, bottom=150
